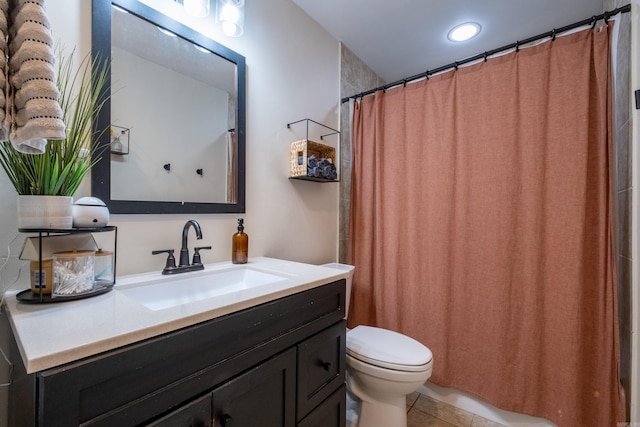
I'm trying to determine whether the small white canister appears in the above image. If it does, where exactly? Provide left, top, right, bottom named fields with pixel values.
left=72, top=197, right=110, bottom=228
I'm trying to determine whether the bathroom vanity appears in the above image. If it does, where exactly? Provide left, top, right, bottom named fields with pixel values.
left=5, top=258, right=347, bottom=426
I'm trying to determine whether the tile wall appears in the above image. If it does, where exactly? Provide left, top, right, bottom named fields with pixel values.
left=604, top=0, right=634, bottom=420
left=338, top=44, right=385, bottom=263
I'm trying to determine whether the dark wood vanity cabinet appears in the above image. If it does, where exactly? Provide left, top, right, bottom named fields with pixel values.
left=9, top=280, right=346, bottom=427
left=150, top=348, right=297, bottom=427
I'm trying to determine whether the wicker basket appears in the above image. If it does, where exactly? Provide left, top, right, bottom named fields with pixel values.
left=290, top=139, right=336, bottom=178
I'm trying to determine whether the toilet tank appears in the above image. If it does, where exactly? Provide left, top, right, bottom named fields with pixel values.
left=321, top=263, right=354, bottom=319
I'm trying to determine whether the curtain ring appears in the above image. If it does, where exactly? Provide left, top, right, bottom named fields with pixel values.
left=551, top=29, right=557, bottom=41
left=454, top=61, right=459, bottom=70
left=483, top=51, right=488, bottom=62
left=515, top=41, right=520, bottom=52
left=604, top=12, right=610, bottom=23
left=403, top=79, right=407, bottom=87
left=591, top=15, right=597, bottom=29
left=425, top=71, right=430, bottom=80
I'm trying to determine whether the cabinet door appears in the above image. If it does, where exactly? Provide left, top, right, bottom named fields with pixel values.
left=212, top=348, right=296, bottom=427
left=297, top=321, right=346, bottom=420
left=146, top=393, right=212, bottom=427
left=297, top=385, right=346, bottom=427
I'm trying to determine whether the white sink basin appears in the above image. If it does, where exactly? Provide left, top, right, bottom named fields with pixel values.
left=117, top=266, right=289, bottom=311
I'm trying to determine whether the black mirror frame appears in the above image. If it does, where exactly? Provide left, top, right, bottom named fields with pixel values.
left=91, top=0, right=246, bottom=214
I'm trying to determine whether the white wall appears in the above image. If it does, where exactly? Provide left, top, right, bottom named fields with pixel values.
left=0, top=1, right=340, bottom=425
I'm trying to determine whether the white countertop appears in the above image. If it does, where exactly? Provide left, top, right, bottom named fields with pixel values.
left=4, top=257, right=348, bottom=374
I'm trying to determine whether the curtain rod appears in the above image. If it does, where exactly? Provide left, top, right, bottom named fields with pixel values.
left=341, top=4, right=631, bottom=104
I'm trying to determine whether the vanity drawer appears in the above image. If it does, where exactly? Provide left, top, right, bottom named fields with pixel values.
left=296, top=321, right=346, bottom=420
left=297, top=384, right=346, bottom=427
left=146, top=393, right=212, bottom=427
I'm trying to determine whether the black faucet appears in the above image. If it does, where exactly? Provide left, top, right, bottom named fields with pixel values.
left=179, top=219, right=202, bottom=267
left=152, top=220, right=211, bottom=275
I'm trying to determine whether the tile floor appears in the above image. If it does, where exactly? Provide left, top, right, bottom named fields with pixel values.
left=406, top=392, right=507, bottom=427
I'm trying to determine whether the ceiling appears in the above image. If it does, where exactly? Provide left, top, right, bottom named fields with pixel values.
left=292, top=0, right=608, bottom=84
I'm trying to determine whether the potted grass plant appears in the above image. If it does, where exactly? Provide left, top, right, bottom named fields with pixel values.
left=0, top=50, right=109, bottom=229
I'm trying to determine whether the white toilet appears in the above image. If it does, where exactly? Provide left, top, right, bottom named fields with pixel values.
left=322, top=263, right=433, bottom=427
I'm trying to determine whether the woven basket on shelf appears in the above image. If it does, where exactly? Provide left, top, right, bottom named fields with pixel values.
left=290, top=139, right=336, bottom=178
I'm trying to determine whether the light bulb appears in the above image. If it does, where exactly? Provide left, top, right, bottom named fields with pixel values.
left=184, top=0, right=210, bottom=17
left=217, top=0, right=244, bottom=37
left=222, top=21, right=242, bottom=37
left=220, top=4, right=240, bottom=23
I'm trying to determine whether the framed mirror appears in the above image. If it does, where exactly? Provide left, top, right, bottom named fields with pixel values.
left=91, top=0, right=246, bottom=214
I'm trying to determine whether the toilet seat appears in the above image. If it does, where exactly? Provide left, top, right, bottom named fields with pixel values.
left=347, top=326, right=432, bottom=372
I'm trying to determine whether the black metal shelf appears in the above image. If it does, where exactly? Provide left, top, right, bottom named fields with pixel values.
left=286, top=118, right=340, bottom=140
left=287, top=119, right=341, bottom=182
left=18, top=226, right=117, bottom=233
left=288, top=176, right=339, bottom=183
left=17, top=226, right=118, bottom=304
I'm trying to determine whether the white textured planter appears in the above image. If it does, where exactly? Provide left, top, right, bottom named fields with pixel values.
left=17, top=195, right=74, bottom=229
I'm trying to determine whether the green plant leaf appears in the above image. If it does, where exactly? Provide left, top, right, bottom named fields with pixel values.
left=0, top=49, right=110, bottom=196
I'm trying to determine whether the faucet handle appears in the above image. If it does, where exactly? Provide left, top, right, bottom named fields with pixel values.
left=192, top=246, right=212, bottom=265
left=152, top=249, right=176, bottom=270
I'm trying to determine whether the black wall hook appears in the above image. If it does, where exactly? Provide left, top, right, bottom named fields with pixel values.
left=163, top=163, right=171, bottom=172
left=196, top=168, right=203, bottom=176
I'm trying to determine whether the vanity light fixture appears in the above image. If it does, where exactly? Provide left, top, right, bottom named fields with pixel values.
left=173, top=0, right=210, bottom=18
left=447, top=22, right=481, bottom=42
left=183, top=0, right=210, bottom=17
left=217, top=0, right=245, bottom=37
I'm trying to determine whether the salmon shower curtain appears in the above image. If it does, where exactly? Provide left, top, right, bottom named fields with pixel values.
left=347, top=25, right=622, bottom=426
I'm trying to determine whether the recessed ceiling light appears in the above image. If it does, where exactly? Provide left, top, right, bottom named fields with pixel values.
left=447, top=22, right=481, bottom=42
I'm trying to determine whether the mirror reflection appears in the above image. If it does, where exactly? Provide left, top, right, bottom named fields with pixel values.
left=91, top=0, right=246, bottom=214
left=111, top=6, right=237, bottom=203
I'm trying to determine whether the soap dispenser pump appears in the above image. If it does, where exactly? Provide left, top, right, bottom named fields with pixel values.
left=232, top=218, right=248, bottom=264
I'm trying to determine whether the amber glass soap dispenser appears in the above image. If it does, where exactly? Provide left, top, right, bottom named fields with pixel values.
left=232, top=218, right=248, bottom=264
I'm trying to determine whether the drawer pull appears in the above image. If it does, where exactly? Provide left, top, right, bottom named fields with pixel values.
left=321, top=361, right=332, bottom=371
left=221, top=414, right=233, bottom=426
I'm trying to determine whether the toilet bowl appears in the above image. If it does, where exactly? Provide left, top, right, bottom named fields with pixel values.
left=321, top=263, right=433, bottom=427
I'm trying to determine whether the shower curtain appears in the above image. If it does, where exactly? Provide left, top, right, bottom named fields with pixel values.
left=348, top=25, right=622, bottom=426
left=227, top=130, right=237, bottom=203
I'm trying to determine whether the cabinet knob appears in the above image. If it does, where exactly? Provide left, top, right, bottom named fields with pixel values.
left=221, top=414, right=233, bottom=426
left=322, top=361, right=332, bottom=371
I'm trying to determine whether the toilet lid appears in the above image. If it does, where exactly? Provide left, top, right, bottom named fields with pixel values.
left=346, top=326, right=433, bottom=372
